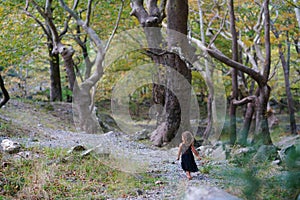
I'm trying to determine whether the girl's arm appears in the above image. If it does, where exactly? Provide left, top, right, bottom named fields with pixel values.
left=191, top=143, right=201, bottom=160
left=177, top=143, right=183, bottom=160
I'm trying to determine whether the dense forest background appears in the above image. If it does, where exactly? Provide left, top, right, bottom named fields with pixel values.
left=0, top=0, right=299, bottom=199
left=0, top=0, right=299, bottom=139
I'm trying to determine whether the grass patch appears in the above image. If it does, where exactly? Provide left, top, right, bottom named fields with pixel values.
left=0, top=118, right=31, bottom=138
left=0, top=147, right=159, bottom=199
left=209, top=152, right=299, bottom=200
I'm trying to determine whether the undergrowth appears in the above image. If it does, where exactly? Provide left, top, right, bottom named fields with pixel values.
left=209, top=148, right=299, bottom=200
left=0, top=147, right=160, bottom=199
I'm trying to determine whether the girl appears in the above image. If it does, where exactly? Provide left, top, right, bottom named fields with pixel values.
left=177, top=131, right=201, bottom=180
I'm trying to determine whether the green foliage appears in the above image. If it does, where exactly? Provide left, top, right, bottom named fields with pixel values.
left=210, top=147, right=299, bottom=200
left=199, top=163, right=213, bottom=174
left=1, top=147, right=159, bottom=199
left=0, top=118, right=30, bottom=138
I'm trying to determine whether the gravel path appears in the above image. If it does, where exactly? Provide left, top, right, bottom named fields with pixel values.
left=0, top=100, right=222, bottom=200
left=23, top=129, right=219, bottom=200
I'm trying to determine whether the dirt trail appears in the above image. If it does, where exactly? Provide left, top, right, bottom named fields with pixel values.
left=0, top=100, right=219, bottom=199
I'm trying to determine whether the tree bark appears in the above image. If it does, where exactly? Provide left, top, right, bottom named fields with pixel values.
left=278, top=36, right=297, bottom=135
left=194, top=0, right=273, bottom=145
left=228, top=0, right=239, bottom=145
left=60, top=0, right=123, bottom=133
left=165, top=0, right=192, bottom=141
left=131, top=0, right=192, bottom=147
left=294, top=0, right=300, bottom=29
left=254, top=85, right=272, bottom=144
left=233, top=95, right=257, bottom=145
left=130, top=0, right=166, bottom=130
left=198, top=0, right=214, bottom=141
left=53, top=43, right=76, bottom=93
left=25, top=1, right=64, bottom=102
left=0, top=74, right=10, bottom=108
left=238, top=102, right=255, bottom=145
left=48, top=42, right=62, bottom=101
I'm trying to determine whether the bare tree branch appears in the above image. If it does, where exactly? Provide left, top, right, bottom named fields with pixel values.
left=0, top=74, right=10, bottom=108
left=105, top=0, right=124, bottom=52
left=208, top=11, right=228, bottom=48
left=23, top=9, right=51, bottom=39
left=263, top=0, right=271, bottom=81
left=232, top=95, right=257, bottom=106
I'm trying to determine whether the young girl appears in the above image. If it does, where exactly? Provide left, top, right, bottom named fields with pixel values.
left=177, top=131, right=201, bottom=180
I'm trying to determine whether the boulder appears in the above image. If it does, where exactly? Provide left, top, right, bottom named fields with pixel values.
left=252, top=145, right=278, bottom=162
left=185, top=186, right=241, bottom=200
left=134, top=129, right=150, bottom=141
left=97, top=113, right=120, bottom=133
left=1, top=139, right=21, bottom=154
left=211, top=145, right=226, bottom=161
left=276, top=135, right=300, bottom=169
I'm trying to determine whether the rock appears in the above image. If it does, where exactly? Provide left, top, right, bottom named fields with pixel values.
left=67, top=145, right=86, bottom=154
left=97, top=113, right=120, bottom=133
left=272, top=159, right=280, bottom=165
left=276, top=135, right=300, bottom=169
left=275, top=135, right=300, bottom=149
left=136, top=189, right=143, bottom=196
left=150, top=122, right=167, bottom=147
left=253, top=145, right=278, bottom=162
left=230, top=146, right=255, bottom=160
left=1, top=139, right=21, bottom=154
left=155, top=180, right=163, bottom=185
left=235, top=147, right=253, bottom=155
left=211, top=145, right=226, bottom=161
left=185, top=186, right=241, bottom=200
left=134, top=129, right=150, bottom=141
left=14, top=151, right=32, bottom=159
left=278, top=143, right=300, bottom=170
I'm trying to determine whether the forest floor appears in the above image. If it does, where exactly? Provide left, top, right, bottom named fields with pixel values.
left=0, top=99, right=299, bottom=199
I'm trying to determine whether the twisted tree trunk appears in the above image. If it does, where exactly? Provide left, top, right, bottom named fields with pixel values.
left=0, top=74, right=10, bottom=108
left=131, top=0, right=193, bottom=147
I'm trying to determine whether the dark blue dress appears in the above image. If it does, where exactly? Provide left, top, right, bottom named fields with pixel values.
left=181, top=145, right=199, bottom=172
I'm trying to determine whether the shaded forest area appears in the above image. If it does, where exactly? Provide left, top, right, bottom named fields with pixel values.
left=0, top=0, right=300, bottom=199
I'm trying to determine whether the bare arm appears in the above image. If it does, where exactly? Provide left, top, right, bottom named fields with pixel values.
left=191, top=143, right=201, bottom=160
left=177, top=143, right=183, bottom=160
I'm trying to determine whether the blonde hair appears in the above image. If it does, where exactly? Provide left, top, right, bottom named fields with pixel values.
left=182, top=131, right=194, bottom=145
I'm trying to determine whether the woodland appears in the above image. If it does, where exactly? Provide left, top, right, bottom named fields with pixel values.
left=0, top=0, right=300, bottom=199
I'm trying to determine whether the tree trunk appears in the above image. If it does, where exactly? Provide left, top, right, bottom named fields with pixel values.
left=131, top=0, right=193, bottom=147
left=254, top=85, right=273, bottom=144
left=73, top=82, right=100, bottom=134
left=294, top=0, right=300, bottom=29
left=155, top=0, right=192, bottom=146
left=198, top=0, right=214, bottom=141
left=53, top=43, right=76, bottom=102
left=130, top=0, right=166, bottom=130
left=253, top=0, right=272, bottom=145
left=280, top=42, right=297, bottom=135
left=238, top=102, right=254, bottom=145
left=48, top=42, right=62, bottom=102
left=228, top=0, right=239, bottom=145
left=0, top=74, right=10, bottom=108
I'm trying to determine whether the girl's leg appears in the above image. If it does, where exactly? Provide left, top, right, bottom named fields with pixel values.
left=186, top=171, right=192, bottom=180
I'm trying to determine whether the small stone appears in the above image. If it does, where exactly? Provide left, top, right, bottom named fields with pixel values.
left=1, top=139, right=21, bottom=154
left=272, top=160, right=280, bottom=165
left=67, top=145, right=86, bottom=154
left=136, top=189, right=143, bottom=196
left=155, top=180, right=163, bottom=185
